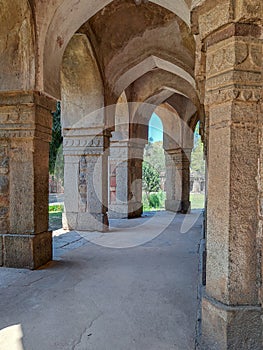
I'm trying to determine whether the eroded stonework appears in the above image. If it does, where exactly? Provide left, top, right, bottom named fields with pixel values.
left=0, top=0, right=262, bottom=348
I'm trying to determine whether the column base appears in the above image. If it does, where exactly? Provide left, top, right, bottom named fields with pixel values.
left=63, top=212, right=109, bottom=232
left=108, top=204, right=129, bottom=219
left=1, top=232, right=52, bottom=269
left=165, top=200, right=191, bottom=213
left=181, top=200, right=191, bottom=214
left=201, top=295, right=262, bottom=350
left=128, top=202, right=143, bottom=218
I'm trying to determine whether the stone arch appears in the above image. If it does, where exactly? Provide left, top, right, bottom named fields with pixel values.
left=188, top=112, right=200, bottom=133
left=130, top=81, right=198, bottom=145
left=129, top=81, right=197, bottom=215
left=113, top=92, right=130, bottom=138
left=115, top=55, right=194, bottom=94
left=41, top=0, right=192, bottom=98
left=0, top=0, right=35, bottom=91
left=130, top=69, right=199, bottom=117
left=61, top=33, right=104, bottom=130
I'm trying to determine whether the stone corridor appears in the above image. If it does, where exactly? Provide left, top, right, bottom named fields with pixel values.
left=0, top=211, right=202, bottom=350
left=1, top=0, right=262, bottom=347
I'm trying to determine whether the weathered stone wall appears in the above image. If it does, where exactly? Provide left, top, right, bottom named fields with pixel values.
left=0, top=0, right=35, bottom=91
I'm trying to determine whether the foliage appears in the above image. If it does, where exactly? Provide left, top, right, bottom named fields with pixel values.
left=142, top=161, right=160, bottom=197
left=142, top=141, right=165, bottom=210
left=191, top=136, right=205, bottom=177
left=49, top=204, right=64, bottom=213
left=148, top=193, right=160, bottom=208
left=144, top=141, right=165, bottom=173
left=49, top=102, right=63, bottom=175
left=142, top=191, right=166, bottom=211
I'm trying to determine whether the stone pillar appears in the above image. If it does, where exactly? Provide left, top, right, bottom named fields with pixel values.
left=128, top=140, right=146, bottom=218
left=165, top=149, right=182, bottom=212
left=165, top=148, right=191, bottom=213
left=0, top=91, right=56, bottom=269
left=63, top=130, right=110, bottom=232
left=109, top=138, right=146, bottom=219
left=193, top=9, right=263, bottom=348
left=109, top=140, right=129, bottom=219
left=181, top=148, right=192, bottom=213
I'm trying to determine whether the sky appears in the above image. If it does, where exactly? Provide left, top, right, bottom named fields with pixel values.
left=148, top=113, right=163, bottom=142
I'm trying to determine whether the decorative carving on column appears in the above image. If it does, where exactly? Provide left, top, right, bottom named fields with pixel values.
left=63, top=130, right=110, bottom=232
left=0, top=90, right=56, bottom=269
left=78, top=156, right=87, bottom=210
left=192, top=1, right=263, bottom=348
left=128, top=140, right=146, bottom=218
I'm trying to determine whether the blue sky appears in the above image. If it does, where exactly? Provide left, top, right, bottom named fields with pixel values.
left=149, top=114, right=201, bottom=145
left=148, top=113, right=163, bottom=142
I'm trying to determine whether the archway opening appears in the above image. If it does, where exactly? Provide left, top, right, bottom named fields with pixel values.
left=190, top=122, right=205, bottom=210
left=143, top=113, right=166, bottom=213
left=48, top=102, right=64, bottom=231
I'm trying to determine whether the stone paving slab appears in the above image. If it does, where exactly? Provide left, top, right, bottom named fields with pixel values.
left=0, top=211, right=202, bottom=350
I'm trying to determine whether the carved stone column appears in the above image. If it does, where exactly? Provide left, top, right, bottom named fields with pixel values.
left=193, top=2, right=263, bottom=348
left=0, top=91, right=56, bottom=269
left=108, top=140, right=130, bottom=219
left=165, top=148, right=191, bottom=213
left=165, top=149, right=182, bottom=212
left=63, top=129, right=110, bottom=232
left=128, top=140, right=146, bottom=218
left=181, top=148, right=192, bottom=214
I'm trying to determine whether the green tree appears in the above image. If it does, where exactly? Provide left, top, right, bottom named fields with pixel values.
left=49, top=102, right=63, bottom=175
left=144, top=141, right=165, bottom=173
left=142, top=162, right=160, bottom=200
left=191, top=137, right=205, bottom=177
left=49, top=102, right=64, bottom=185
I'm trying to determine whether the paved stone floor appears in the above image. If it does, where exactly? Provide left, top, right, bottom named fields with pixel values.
left=0, top=211, right=202, bottom=350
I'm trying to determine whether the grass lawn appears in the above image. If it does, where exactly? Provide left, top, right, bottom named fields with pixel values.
left=48, top=195, right=205, bottom=230
left=190, top=193, right=205, bottom=209
left=49, top=204, right=63, bottom=230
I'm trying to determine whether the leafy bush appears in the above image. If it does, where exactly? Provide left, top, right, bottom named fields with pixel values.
left=143, top=191, right=166, bottom=211
left=142, top=162, right=160, bottom=197
left=49, top=204, right=64, bottom=213
left=148, top=193, right=160, bottom=208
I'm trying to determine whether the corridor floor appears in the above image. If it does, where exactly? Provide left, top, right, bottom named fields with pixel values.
left=0, top=210, right=203, bottom=350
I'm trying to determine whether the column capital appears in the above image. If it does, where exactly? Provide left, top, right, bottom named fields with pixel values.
left=191, top=0, right=262, bottom=40
left=203, top=32, right=262, bottom=114
left=63, top=129, right=111, bottom=156
left=0, top=90, right=57, bottom=142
